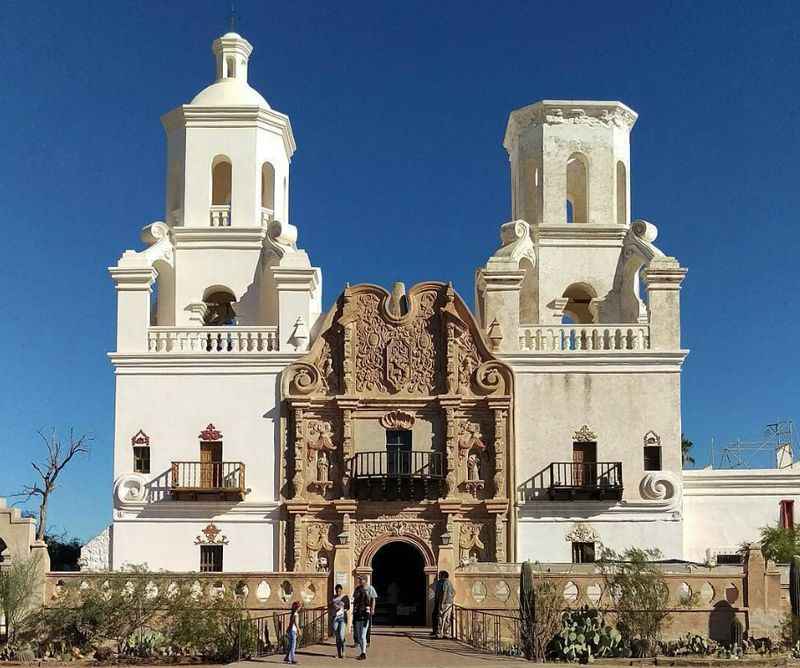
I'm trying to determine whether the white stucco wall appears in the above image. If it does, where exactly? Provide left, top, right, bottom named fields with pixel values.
left=113, top=515, right=278, bottom=572
left=110, top=360, right=295, bottom=571
left=683, top=468, right=800, bottom=563
left=518, top=515, right=682, bottom=562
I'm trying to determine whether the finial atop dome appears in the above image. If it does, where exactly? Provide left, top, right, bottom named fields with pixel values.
left=190, top=30, right=269, bottom=107
left=212, top=32, right=253, bottom=84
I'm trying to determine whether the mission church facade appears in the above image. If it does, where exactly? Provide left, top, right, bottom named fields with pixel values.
left=103, top=31, right=796, bottom=595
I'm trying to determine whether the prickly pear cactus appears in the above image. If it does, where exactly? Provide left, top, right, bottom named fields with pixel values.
left=791, top=555, right=800, bottom=642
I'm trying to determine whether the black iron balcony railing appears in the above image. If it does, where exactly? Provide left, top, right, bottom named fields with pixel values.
left=544, top=461, right=623, bottom=500
left=170, top=461, right=246, bottom=497
left=351, top=451, right=445, bottom=480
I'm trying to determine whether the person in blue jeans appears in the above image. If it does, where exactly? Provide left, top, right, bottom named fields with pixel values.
left=330, top=584, right=350, bottom=658
left=285, top=601, right=301, bottom=664
left=352, top=576, right=378, bottom=661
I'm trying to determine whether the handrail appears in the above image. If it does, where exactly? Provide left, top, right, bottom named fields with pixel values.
left=351, top=450, right=445, bottom=479
left=450, top=604, right=521, bottom=656
left=547, top=461, right=623, bottom=489
left=238, top=606, right=327, bottom=659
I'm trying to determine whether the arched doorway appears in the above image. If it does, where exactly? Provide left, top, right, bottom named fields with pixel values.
left=370, top=541, right=427, bottom=626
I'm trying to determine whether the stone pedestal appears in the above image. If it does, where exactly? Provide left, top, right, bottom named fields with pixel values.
left=643, top=257, right=687, bottom=350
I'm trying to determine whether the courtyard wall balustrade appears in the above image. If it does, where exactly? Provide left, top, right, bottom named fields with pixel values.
left=44, top=571, right=328, bottom=613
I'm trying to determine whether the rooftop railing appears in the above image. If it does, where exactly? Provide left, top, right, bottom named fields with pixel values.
left=518, top=324, right=650, bottom=352
left=148, top=327, right=279, bottom=353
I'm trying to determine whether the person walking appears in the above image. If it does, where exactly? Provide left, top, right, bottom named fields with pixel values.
left=352, top=575, right=378, bottom=660
left=285, top=601, right=302, bottom=664
left=432, top=571, right=455, bottom=638
left=331, top=584, right=350, bottom=659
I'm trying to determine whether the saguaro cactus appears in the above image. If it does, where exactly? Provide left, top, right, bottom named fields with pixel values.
left=730, top=617, right=744, bottom=648
left=790, top=555, right=800, bottom=641
left=520, top=561, right=536, bottom=660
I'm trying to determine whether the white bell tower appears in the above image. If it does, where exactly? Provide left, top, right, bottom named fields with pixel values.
left=162, top=31, right=294, bottom=229
left=110, top=31, right=321, bottom=350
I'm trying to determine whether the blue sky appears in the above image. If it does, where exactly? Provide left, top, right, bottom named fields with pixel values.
left=1, top=1, right=798, bottom=541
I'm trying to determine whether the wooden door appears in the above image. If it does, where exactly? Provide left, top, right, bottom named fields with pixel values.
left=200, top=442, right=222, bottom=489
left=572, top=442, right=597, bottom=487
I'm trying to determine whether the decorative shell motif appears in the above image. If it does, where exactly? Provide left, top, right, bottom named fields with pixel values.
left=379, top=410, right=415, bottom=430
left=564, top=522, right=599, bottom=544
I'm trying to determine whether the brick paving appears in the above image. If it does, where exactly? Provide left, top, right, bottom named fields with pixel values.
left=234, top=626, right=525, bottom=667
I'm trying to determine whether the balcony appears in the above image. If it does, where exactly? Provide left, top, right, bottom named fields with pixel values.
left=518, top=325, right=650, bottom=352
left=526, top=462, right=623, bottom=501
left=350, top=451, right=445, bottom=501
left=170, top=461, right=246, bottom=501
left=147, top=327, right=279, bottom=353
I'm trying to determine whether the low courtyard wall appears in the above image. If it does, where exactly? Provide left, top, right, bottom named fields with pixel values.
left=44, top=571, right=329, bottom=613
left=452, top=545, right=785, bottom=642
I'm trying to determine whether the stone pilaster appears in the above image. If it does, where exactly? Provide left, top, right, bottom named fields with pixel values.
left=643, top=257, right=687, bottom=350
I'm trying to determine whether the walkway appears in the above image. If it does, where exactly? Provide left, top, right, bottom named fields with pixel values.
left=236, top=626, right=525, bottom=667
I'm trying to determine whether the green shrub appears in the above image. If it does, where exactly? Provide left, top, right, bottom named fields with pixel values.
left=598, top=547, right=670, bottom=657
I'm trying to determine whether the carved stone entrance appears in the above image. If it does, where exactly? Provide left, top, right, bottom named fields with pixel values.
left=356, top=533, right=437, bottom=628
left=371, top=541, right=427, bottom=626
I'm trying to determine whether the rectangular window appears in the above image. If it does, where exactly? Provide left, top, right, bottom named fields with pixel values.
left=643, top=446, right=662, bottom=472
left=572, top=542, right=595, bottom=564
left=716, top=553, right=743, bottom=565
left=386, top=430, right=412, bottom=476
left=200, top=545, right=223, bottom=572
left=133, top=446, right=150, bottom=474
left=780, top=500, right=795, bottom=529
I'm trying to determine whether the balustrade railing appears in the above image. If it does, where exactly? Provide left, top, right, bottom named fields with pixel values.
left=518, top=324, right=650, bottom=352
left=210, top=204, right=231, bottom=227
left=351, top=450, right=445, bottom=479
left=544, top=461, right=623, bottom=500
left=170, top=461, right=246, bottom=494
left=148, top=327, right=279, bottom=353
left=450, top=605, right=521, bottom=656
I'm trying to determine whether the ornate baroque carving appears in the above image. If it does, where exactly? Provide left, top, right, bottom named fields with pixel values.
left=131, top=430, right=149, bottom=446
left=353, top=521, right=435, bottom=560
left=458, top=522, right=486, bottom=565
left=199, top=424, right=223, bottom=441
left=565, top=522, right=599, bottom=544
left=194, top=523, right=229, bottom=545
left=305, top=523, right=334, bottom=572
left=573, top=425, right=597, bottom=443
left=643, top=430, right=661, bottom=447
left=379, top=410, right=416, bottom=430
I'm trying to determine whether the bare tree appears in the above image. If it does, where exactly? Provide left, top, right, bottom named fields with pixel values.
left=15, top=429, right=92, bottom=541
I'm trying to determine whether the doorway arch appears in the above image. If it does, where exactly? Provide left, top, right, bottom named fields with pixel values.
left=368, top=540, right=428, bottom=627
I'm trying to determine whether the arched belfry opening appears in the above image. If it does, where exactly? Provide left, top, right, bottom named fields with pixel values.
left=370, top=540, right=427, bottom=627
left=211, top=158, right=232, bottom=206
left=261, top=162, right=275, bottom=218
left=562, top=283, right=597, bottom=324
left=566, top=153, right=589, bottom=224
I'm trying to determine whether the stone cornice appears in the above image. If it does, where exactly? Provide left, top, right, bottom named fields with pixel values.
left=108, top=266, right=157, bottom=290
left=501, top=350, right=688, bottom=373
left=683, top=468, right=800, bottom=495
left=171, top=226, right=267, bottom=250
left=517, top=498, right=681, bottom=521
left=114, top=500, right=281, bottom=519
left=643, top=258, right=688, bottom=290
left=161, top=106, right=296, bottom=159
left=108, top=352, right=301, bottom=374
left=504, top=100, right=638, bottom=152
left=534, top=224, right=629, bottom=246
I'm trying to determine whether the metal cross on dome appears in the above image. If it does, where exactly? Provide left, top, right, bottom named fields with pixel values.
left=228, top=0, right=238, bottom=32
